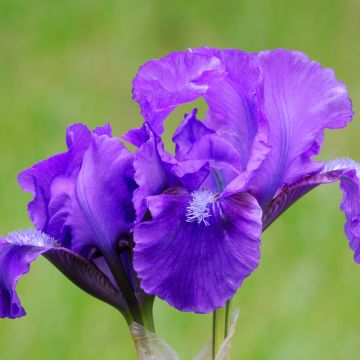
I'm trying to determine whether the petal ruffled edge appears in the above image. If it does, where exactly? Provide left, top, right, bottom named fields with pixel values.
left=134, top=188, right=263, bottom=313
left=132, top=48, right=270, bottom=181
left=250, top=49, right=354, bottom=207
left=263, top=158, right=360, bottom=262
left=18, top=123, right=111, bottom=238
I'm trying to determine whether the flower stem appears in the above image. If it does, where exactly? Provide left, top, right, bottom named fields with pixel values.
left=212, top=307, right=226, bottom=360
left=104, top=252, right=143, bottom=325
left=224, top=300, right=231, bottom=338
left=212, top=300, right=232, bottom=359
left=141, top=297, right=155, bottom=333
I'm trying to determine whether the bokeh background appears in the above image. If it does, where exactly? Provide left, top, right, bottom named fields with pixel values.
left=1, top=0, right=360, bottom=359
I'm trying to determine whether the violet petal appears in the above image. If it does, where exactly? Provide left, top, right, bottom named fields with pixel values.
left=134, top=189, right=262, bottom=313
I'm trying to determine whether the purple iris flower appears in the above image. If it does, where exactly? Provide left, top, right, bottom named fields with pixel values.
left=0, top=123, right=153, bottom=326
left=127, top=48, right=358, bottom=314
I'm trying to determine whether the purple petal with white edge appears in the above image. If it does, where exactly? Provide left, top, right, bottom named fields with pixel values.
left=0, top=230, right=56, bottom=318
left=134, top=188, right=262, bottom=313
left=0, top=230, right=124, bottom=319
left=263, top=158, right=360, bottom=262
left=250, top=49, right=353, bottom=207
left=323, top=158, right=360, bottom=176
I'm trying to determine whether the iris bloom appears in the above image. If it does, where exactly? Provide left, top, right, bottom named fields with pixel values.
left=1, top=47, right=359, bottom=360
left=0, top=123, right=154, bottom=329
left=128, top=48, right=359, bottom=314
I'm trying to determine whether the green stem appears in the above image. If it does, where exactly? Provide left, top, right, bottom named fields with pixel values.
left=212, top=307, right=227, bottom=359
left=212, top=301, right=232, bottom=359
left=104, top=252, right=143, bottom=325
left=224, top=300, right=231, bottom=338
left=141, top=297, right=155, bottom=332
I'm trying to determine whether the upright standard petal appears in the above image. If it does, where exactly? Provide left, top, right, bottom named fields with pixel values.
left=19, top=123, right=136, bottom=255
left=69, top=134, right=136, bottom=254
left=250, top=50, right=353, bottom=207
left=132, top=49, right=269, bottom=175
left=18, top=124, right=100, bottom=241
left=263, top=158, right=360, bottom=262
left=134, top=189, right=262, bottom=313
left=194, top=48, right=269, bottom=173
left=133, top=50, right=224, bottom=134
left=17, top=124, right=145, bottom=322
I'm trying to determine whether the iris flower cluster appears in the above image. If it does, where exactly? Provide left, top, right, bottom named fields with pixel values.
left=1, top=48, right=359, bottom=357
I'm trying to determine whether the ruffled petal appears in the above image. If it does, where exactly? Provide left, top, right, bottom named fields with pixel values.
left=195, top=48, right=270, bottom=173
left=19, top=124, right=136, bottom=255
left=0, top=230, right=123, bottom=319
left=18, top=123, right=102, bottom=241
left=134, top=189, right=262, bottom=313
left=263, top=158, right=360, bottom=262
left=132, top=48, right=269, bottom=175
left=250, top=49, right=353, bottom=207
left=18, top=152, right=70, bottom=233
left=133, top=50, right=224, bottom=134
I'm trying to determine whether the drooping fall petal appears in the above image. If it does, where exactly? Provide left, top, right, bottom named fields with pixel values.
left=134, top=189, right=262, bottom=313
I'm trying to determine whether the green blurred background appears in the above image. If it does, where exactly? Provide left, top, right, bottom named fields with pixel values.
left=1, top=0, right=360, bottom=359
